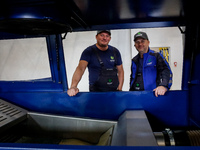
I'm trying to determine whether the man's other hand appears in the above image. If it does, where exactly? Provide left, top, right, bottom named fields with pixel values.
left=153, top=86, right=168, bottom=97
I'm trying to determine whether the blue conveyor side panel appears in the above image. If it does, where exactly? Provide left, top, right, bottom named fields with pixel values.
left=188, top=53, right=200, bottom=127
left=0, top=90, right=188, bottom=127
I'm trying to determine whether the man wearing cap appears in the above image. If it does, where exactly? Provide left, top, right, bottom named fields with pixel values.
left=130, top=31, right=172, bottom=97
left=67, top=30, right=124, bottom=96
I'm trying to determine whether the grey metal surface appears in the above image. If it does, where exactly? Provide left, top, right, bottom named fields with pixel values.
left=165, top=128, right=175, bottom=146
left=154, top=132, right=166, bottom=146
left=111, top=110, right=158, bottom=146
left=0, top=100, right=159, bottom=146
left=25, top=112, right=117, bottom=144
left=0, top=99, right=27, bottom=133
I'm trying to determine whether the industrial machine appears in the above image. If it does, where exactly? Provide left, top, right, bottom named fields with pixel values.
left=0, top=99, right=157, bottom=146
left=0, top=0, right=200, bottom=149
left=1, top=98, right=199, bottom=148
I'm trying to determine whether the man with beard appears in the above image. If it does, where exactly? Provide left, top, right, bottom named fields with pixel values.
left=130, top=31, right=172, bottom=97
left=67, top=30, right=124, bottom=96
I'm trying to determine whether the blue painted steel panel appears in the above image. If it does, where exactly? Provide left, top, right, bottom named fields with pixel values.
left=46, top=34, right=68, bottom=91
left=188, top=53, right=200, bottom=127
left=0, top=81, right=63, bottom=92
left=56, top=34, right=68, bottom=91
left=181, top=24, right=200, bottom=128
left=0, top=91, right=188, bottom=127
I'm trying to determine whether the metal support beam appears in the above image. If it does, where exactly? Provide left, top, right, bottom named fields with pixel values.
left=56, top=34, right=68, bottom=91
left=111, top=110, right=158, bottom=146
left=46, top=34, right=68, bottom=91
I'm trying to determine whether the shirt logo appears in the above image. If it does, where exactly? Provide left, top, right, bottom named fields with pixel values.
left=107, top=79, right=113, bottom=85
left=110, top=56, right=115, bottom=62
left=147, top=59, right=152, bottom=65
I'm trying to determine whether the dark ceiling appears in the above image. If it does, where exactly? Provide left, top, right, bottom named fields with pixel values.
left=0, top=0, right=188, bottom=35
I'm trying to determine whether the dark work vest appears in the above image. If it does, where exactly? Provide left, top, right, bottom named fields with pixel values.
left=90, top=48, right=119, bottom=92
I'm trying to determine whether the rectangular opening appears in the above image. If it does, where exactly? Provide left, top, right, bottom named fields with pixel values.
left=0, top=37, right=51, bottom=81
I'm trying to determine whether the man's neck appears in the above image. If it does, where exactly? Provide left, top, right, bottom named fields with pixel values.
left=140, top=51, right=147, bottom=58
left=139, top=53, right=144, bottom=58
left=139, top=48, right=149, bottom=58
left=96, top=43, right=108, bottom=51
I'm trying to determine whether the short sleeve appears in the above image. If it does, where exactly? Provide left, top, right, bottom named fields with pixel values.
left=115, top=48, right=122, bottom=66
left=80, top=47, right=91, bottom=63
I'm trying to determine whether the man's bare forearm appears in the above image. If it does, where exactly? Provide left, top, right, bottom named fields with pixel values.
left=117, top=65, right=124, bottom=91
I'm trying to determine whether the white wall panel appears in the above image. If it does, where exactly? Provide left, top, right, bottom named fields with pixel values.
left=63, top=30, right=132, bottom=91
left=0, top=38, right=51, bottom=81
left=0, top=27, right=183, bottom=91
left=64, top=27, right=183, bottom=91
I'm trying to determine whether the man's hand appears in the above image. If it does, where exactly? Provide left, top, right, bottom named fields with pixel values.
left=153, top=86, right=168, bottom=97
left=116, top=64, right=124, bottom=91
left=117, top=86, right=122, bottom=91
left=67, top=87, right=79, bottom=97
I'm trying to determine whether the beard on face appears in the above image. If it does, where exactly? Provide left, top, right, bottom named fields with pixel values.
left=97, top=41, right=108, bottom=47
left=99, top=43, right=107, bottom=47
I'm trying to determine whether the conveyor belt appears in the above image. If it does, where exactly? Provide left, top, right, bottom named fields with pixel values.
left=0, top=99, right=27, bottom=133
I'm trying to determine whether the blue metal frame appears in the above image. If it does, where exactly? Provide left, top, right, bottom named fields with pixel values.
left=46, top=34, right=68, bottom=91
left=56, top=34, right=68, bottom=91
left=74, top=21, right=185, bottom=32
left=1, top=0, right=200, bottom=149
left=0, top=34, right=68, bottom=92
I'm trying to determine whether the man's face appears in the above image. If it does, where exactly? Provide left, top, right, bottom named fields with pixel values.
left=96, top=32, right=111, bottom=47
left=134, top=38, right=150, bottom=54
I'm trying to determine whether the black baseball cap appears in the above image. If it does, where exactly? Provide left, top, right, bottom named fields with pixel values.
left=97, top=30, right=111, bottom=35
left=134, top=31, right=149, bottom=41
